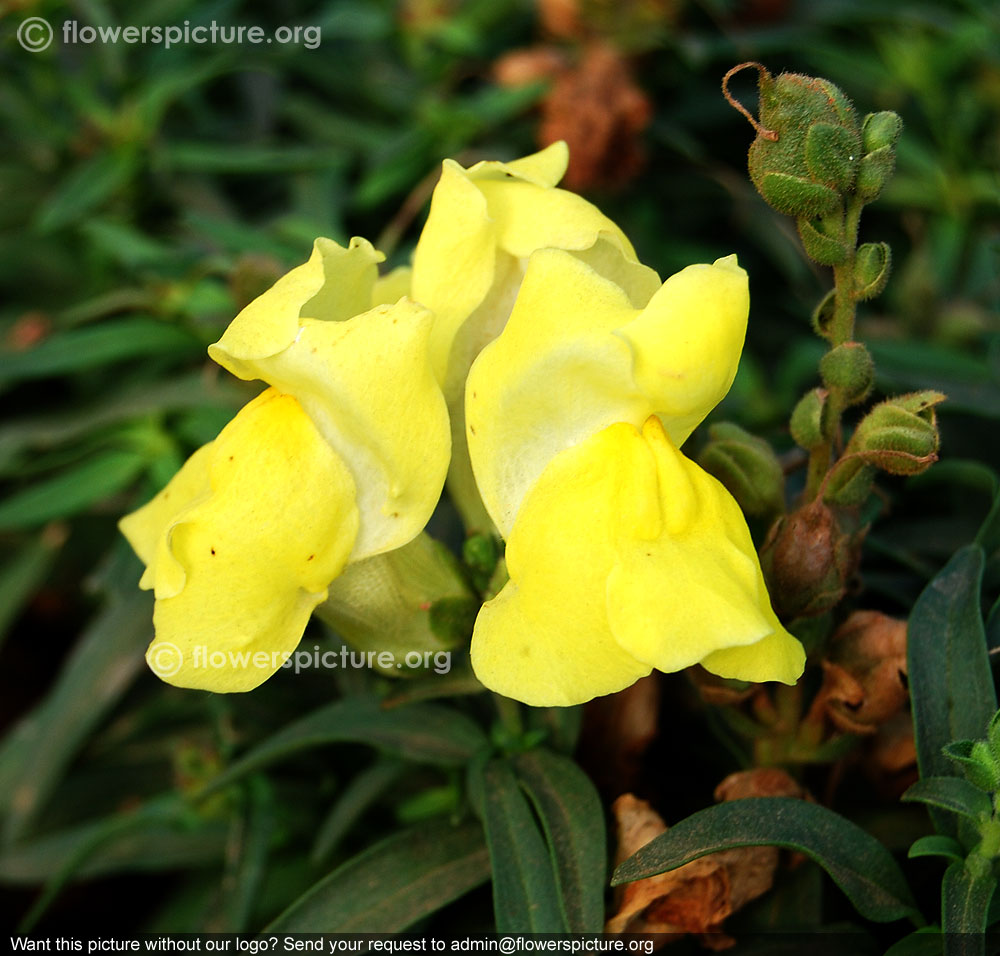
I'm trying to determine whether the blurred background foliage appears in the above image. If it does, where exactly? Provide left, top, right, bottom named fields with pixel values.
left=0, top=0, right=998, bottom=939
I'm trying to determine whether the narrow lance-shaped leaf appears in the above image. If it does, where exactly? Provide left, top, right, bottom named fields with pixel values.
left=0, top=583, right=151, bottom=844
left=513, top=748, right=606, bottom=932
left=612, top=797, right=918, bottom=923
left=475, top=758, right=567, bottom=932
left=901, top=777, right=992, bottom=823
left=908, top=545, right=996, bottom=836
left=311, top=759, right=406, bottom=864
left=267, top=818, right=490, bottom=932
left=942, top=860, right=995, bottom=955
left=200, top=697, right=488, bottom=796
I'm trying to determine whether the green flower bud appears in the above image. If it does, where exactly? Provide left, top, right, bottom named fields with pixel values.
left=820, top=342, right=874, bottom=404
left=725, top=63, right=860, bottom=218
left=428, top=595, right=480, bottom=646
left=811, top=288, right=837, bottom=341
left=862, top=111, right=903, bottom=154
left=943, top=739, right=1000, bottom=793
left=856, top=151, right=896, bottom=203
left=848, top=391, right=945, bottom=476
left=697, top=422, right=785, bottom=518
left=462, top=533, right=500, bottom=592
left=854, top=242, right=892, bottom=300
left=790, top=388, right=827, bottom=450
left=317, top=532, right=475, bottom=669
left=797, top=217, right=850, bottom=265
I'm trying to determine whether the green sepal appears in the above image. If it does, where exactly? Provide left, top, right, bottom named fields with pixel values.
left=823, top=456, right=876, bottom=507
left=856, top=150, right=896, bottom=203
left=811, top=288, right=837, bottom=340
left=805, top=121, right=861, bottom=192
left=862, top=111, right=903, bottom=153
left=855, top=242, right=892, bottom=300
left=758, top=172, right=842, bottom=219
left=797, top=217, right=850, bottom=265
left=847, top=391, right=945, bottom=476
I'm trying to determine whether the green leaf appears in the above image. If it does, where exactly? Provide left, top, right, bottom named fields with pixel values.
left=902, top=776, right=992, bottom=822
left=0, top=531, right=62, bottom=651
left=36, top=151, right=136, bottom=232
left=942, top=860, right=996, bottom=944
left=215, top=777, right=274, bottom=932
left=200, top=697, right=488, bottom=796
left=0, top=808, right=228, bottom=883
left=0, top=318, right=201, bottom=388
left=908, top=546, right=996, bottom=836
left=476, top=759, right=566, bottom=932
left=0, top=449, right=148, bottom=530
left=907, top=835, right=964, bottom=862
left=267, top=818, right=489, bottom=931
left=0, top=586, right=151, bottom=844
left=311, top=759, right=406, bottom=864
left=612, top=798, right=918, bottom=923
left=882, top=929, right=943, bottom=956
left=513, top=749, right=605, bottom=932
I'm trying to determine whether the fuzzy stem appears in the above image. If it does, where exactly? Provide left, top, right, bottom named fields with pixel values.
left=804, top=197, right=864, bottom=500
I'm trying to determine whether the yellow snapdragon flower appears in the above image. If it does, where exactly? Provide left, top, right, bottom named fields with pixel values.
left=120, top=238, right=450, bottom=692
left=466, top=248, right=805, bottom=706
left=411, top=141, right=661, bottom=531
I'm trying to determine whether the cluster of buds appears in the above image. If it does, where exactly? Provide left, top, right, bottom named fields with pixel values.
left=724, top=63, right=902, bottom=271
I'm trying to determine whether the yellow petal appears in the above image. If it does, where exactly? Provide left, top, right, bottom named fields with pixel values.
left=411, top=160, right=497, bottom=387
left=606, top=417, right=798, bottom=680
left=229, top=300, right=449, bottom=560
left=467, top=251, right=749, bottom=535
left=617, top=255, right=749, bottom=446
left=209, top=237, right=384, bottom=381
left=471, top=423, right=654, bottom=707
left=501, top=140, right=569, bottom=186
left=471, top=418, right=804, bottom=705
left=119, top=442, right=214, bottom=592
left=147, top=388, right=359, bottom=692
left=372, top=265, right=412, bottom=306
left=466, top=249, right=643, bottom=536
left=699, top=627, right=807, bottom=686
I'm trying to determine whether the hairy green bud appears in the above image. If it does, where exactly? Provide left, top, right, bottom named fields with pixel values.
left=862, top=111, right=903, bottom=153
left=697, top=422, right=785, bottom=518
left=725, top=63, right=860, bottom=218
left=790, top=388, right=827, bottom=450
left=854, top=113, right=902, bottom=205
left=854, top=242, right=892, bottom=300
left=820, top=342, right=874, bottom=404
left=848, top=391, right=945, bottom=475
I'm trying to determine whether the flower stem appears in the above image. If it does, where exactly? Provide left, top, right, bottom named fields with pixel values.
left=804, top=197, right=864, bottom=500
